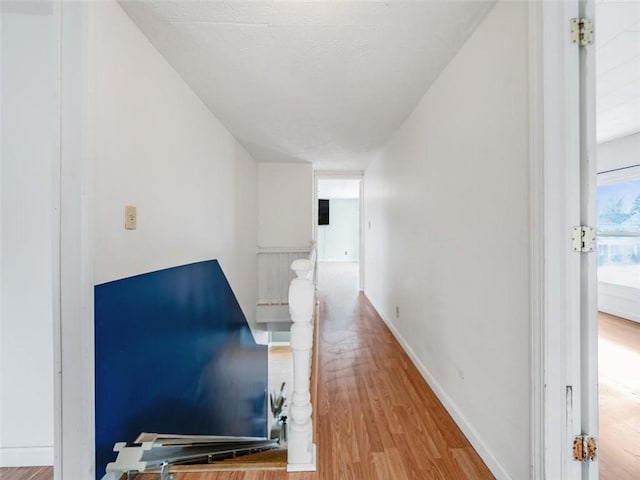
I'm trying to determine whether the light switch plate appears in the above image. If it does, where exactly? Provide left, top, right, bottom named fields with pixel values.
left=125, top=205, right=137, bottom=230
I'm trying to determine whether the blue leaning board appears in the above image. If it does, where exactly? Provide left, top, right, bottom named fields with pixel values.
left=94, top=260, right=267, bottom=479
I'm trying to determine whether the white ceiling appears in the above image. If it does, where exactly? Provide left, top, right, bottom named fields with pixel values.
left=119, top=1, right=494, bottom=170
left=318, top=178, right=360, bottom=199
left=597, top=1, right=640, bottom=144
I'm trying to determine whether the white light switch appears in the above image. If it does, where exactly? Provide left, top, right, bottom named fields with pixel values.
left=125, top=205, right=137, bottom=230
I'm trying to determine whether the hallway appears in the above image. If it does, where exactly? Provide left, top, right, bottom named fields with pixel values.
left=0, top=3, right=541, bottom=478
left=160, top=261, right=492, bottom=479
left=312, top=262, right=493, bottom=479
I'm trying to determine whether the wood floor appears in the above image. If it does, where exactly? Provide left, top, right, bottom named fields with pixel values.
left=598, top=312, right=640, bottom=480
left=0, top=466, right=52, bottom=480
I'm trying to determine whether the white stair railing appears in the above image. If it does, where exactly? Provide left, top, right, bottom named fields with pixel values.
left=257, top=247, right=313, bottom=306
left=286, top=254, right=317, bottom=471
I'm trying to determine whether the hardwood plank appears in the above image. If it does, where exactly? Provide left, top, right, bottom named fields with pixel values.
left=371, top=452, right=394, bottom=479
left=383, top=447, right=411, bottom=480
left=598, top=312, right=640, bottom=480
left=452, top=447, right=493, bottom=479
left=0, top=466, right=53, bottom=480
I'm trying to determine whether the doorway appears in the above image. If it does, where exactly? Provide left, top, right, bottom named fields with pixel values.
left=595, top=156, right=640, bottom=480
left=595, top=2, right=640, bottom=478
left=314, top=175, right=363, bottom=291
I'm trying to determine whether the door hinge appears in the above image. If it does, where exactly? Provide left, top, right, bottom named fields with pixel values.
left=573, top=435, right=597, bottom=461
left=571, top=18, right=593, bottom=46
left=572, top=226, right=596, bottom=252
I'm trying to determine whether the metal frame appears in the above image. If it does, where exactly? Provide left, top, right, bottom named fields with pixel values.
left=103, top=436, right=278, bottom=480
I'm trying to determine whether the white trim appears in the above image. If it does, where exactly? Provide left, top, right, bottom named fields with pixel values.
left=57, top=3, right=95, bottom=480
left=578, top=1, right=599, bottom=477
left=539, top=2, right=584, bottom=479
left=52, top=3, right=63, bottom=479
left=257, top=246, right=313, bottom=254
left=0, top=447, right=54, bottom=467
left=366, top=295, right=512, bottom=480
left=0, top=15, right=3, bottom=473
left=359, top=178, right=365, bottom=292
left=528, top=2, right=544, bottom=478
left=317, top=259, right=359, bottom=263
left=597, top=164, right=640, bottom=184
left=313, top=174, right=318, bottom=243
left=598, top=282, right=640, bottom=324
left=286, top=444, right=317, bottom=472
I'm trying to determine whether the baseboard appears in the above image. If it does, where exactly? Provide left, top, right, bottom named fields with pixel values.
left=364, top=294, right=512, bottom=480
left=317, top=259, right=358, bottom=263
left=599, top=305, right=640, bottom=324
left=0, top=446, right=54, bottom=467
left=598, top=282, right=640, bottom=324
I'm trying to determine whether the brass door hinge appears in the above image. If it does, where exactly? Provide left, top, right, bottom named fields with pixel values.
left=573, top=435, right=597, bottom=461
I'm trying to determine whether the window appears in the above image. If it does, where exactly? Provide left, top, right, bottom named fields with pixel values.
left=597, top=171, right=640, bottom=289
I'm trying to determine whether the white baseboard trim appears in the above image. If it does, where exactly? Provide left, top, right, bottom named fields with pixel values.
left=0, top=446, right=54, bottom=467
left=598, top=282, right=640, bottom=324
left=599, top=304, right=640, bottom=324
left=365, top=294, right=512, bottom=480
left=287, top=443, right=317, bottom=472
left=317, top=259, right=359, bottom=263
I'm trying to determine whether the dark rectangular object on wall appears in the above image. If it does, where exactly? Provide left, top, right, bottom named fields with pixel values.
left=94, top=260, right=267, bottom=480
left=318, top=198, right=330, bottom=225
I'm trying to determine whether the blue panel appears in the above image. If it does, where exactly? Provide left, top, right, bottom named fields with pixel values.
left=94, top=260, right=267, bottom=479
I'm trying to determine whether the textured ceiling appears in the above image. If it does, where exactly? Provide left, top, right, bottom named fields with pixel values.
left=597, top=1, right=640, bottom=144
left=120, top=1, right=494, bottom=170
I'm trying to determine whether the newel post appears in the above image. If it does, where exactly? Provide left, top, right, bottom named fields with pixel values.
left=287, top=258, right=317, bottom=471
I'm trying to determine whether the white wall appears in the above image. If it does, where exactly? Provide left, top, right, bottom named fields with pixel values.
left=0, top=8, right=57, bottom=466
left=598, top=132, right=640, bottom=173
left=597, top=133, right=640, bottom=322
left=317, top=199, right=359, bottom=261
left=91, top=0, right=261, bottom=336
left=364, top=3, right=529, bottom=479
left=257, top=163, right=313, bottom=248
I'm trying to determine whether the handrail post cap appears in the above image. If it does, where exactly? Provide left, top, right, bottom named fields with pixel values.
left=291, top=259, right=313, bottom=278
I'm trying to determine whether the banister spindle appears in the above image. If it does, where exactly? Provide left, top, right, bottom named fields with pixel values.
left=287, top=258, right=316, bottom=471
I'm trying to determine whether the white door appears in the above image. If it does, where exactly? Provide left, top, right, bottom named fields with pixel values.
left=538, top=1, right=599, bottom=477
left=578, top=0, right=599, bottom=478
